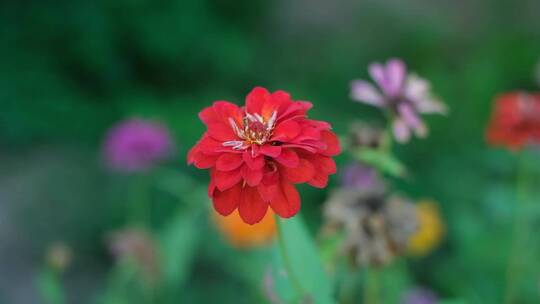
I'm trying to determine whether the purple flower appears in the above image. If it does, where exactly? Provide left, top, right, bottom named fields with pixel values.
left=103, top=118, right=174, bottom=172
left=340, top=163, right=378, bottom=190
left=401, top=287, right=438, bottom=304
left=350, top=58, right=447, bottom=143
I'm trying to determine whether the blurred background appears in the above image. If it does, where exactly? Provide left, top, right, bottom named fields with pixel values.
left=1, top=0, right=540, bottom=303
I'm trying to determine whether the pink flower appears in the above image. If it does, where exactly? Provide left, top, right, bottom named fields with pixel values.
left=103, top=118, right=174, bottom=172
left=350, top=59, right=447, bottom=143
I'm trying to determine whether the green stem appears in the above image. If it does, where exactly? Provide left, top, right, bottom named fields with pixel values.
left=130, top=174, right=151, bottom=226
left=363, top=266, right=380, bottom=304
left=504, top=152, right=529, bottom=304
left=275, top=216, right=305, bottom=301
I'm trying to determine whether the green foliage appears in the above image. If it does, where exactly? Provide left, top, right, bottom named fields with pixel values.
left=271, top=216, right=334, bottom=304
left=1, top=0, right=540, bottom=303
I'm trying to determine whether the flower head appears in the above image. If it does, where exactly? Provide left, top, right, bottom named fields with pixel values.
left=188, top=87, right=340, bottom=224
left=323, top=186, right=418, bottom=267
left=486, top=92, right=540, bottom=150
left=350, top=58, right=447, bottom=143
left=45, top=242, right=72, bottom=273
left=108, top=228, right=160, bottom=283
left=213, top=209, right=276, bottom=248
left=348, top=121, right=385, bottom=149
left=408, top=200, right=445, bottom=257
left=103, top=118, right=174, bottom=172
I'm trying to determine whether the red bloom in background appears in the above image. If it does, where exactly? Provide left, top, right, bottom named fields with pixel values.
left=486, top=92, right=540, bottom=150
left=188, top=87, right=341, bottom=224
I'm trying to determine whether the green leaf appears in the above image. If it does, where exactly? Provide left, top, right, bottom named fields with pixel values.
left=36, top=269, right=65, bottom=304
left=271, top=216, right=335, bottom=304
left=158, top=208, right=201, bottom=291
left=355, top=149, right=406, bottom=178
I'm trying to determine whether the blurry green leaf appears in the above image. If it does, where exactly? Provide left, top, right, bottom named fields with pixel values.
left=377, top=261, right=412, bottom=304
left=271, top=216, right=335, bottom=304
left=159, top=208, right=201, bottom=291
left=355, top=149, right=406, bottom=178
left=319, top=232, right=344, bottom=274
left=36, top=269, right=65, bottom=304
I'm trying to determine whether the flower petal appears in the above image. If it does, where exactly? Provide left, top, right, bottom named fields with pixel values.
left=397, top=103, right=427, bottom=137
left=369, top=62, right=389, bottom=94
left=242, top=164, right=264, bottom=186
left=212, top=183, right=241, bottom=216
left=272, top=120, right=301, bottom=141
left=214, top=169, right=242, bottom=191
left=238, top=186, right=269, bottom=225
left=281, top=158, right=315, bottom=184
left=193, top=152, right=218, bottom=169
left=216, top=153, right=244, bottom=171
left=243, top=151, right=265, bottom=170
left=274, top=148, right=299, bottom=168
left=350, top=80, right=385, bottom=107
left=270, top=181, right=300, bottom=218
left=259, top=145, right=282, bottom=158
left=393, top=117, right=411, bottom=143
left=320, top=130, right=341, bottom=156
left=264, top=90, right=292, bottom=119
left=385, top=58, right=406, bottom=96
left=246, top=87, right=271, bottom=115
left=405, top=75, right=447, bottom=114
left=308, top=173, right=328, bottom=188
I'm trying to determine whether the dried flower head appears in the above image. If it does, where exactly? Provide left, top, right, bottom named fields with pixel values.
left=188, top=87, right=340, bottom=224
left=350, top=59, right=447, bottom=143
left=348, top=122, right=385, bottom=149
left=213, top=209, right=276, bottom=248
left=486, top=92, right=540, bottom=150
left=108, top=228, right=160, bottom=283
left=323, top=186, right=417, bottom=267
left=103, top=118, right=174, bottom=172
left=408, top=200, right=445, bottom=257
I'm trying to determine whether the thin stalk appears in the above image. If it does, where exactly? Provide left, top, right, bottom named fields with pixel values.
left=363, top=266, right=380, bottom=304
left=275, top=216, right=305, bottom=301
left=504, top=152, right=529, bottom=304
left=130, top=174, right=151, bottom=226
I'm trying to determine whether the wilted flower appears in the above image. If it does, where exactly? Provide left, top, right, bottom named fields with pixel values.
left=45, top=242, right=72, bottom=273
left=323, top=186, right=418, bottom=267
left=213, top=209, right=276, bottom=248
left=401, top=287, right=438, bottom=304
left=408, top=200, right=445, bottom=257
left=350, top=59, right=447, bottom=143
left=486, top=92, right=540, bottom=150
left=348, top=122, right=385, bottom=149
left=108, top=228, right=160, bottom=283
left=340, top=163, right=379, bottom=190
left=103, top=118, right=174, bottom=172
left=188, top=87, right=340, bottom=224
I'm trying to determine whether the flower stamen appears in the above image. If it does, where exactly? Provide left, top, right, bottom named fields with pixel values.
left=223, top=111, right=278, bottom=150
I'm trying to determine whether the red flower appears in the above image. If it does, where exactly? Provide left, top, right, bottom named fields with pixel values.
left=486, top=92, right=540, bottom=150
left=188, top=87, right=341, bottom=224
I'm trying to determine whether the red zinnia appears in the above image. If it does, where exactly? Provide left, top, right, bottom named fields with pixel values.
left=486, top=92, right=540, bottom=150
left=188, top=87, right=341, bottom=224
